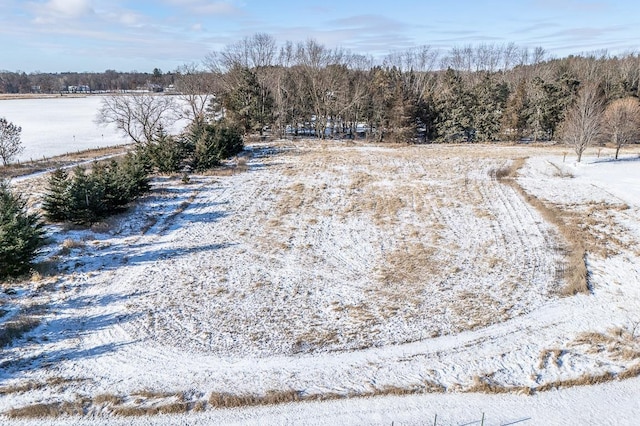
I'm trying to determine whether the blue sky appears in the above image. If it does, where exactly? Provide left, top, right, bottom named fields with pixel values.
left=1, top=0, right=638, bottom=73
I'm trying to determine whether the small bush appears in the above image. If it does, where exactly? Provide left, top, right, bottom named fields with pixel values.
left=0, top=180, right=46, bottom=279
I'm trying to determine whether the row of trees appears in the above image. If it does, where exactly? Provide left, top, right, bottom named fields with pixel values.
left=42, top=154, right=150, bottom=224
left=165, top=35, right=640, bottom=153
left=0, top=69, right=174, bottom=94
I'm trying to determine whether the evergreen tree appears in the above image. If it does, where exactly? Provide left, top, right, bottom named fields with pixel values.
left=222, top=67, right=274, bottom=135
left=144, top=126, right=188, bottom=174
left=526, top=74, right=579, bottom=141
left=0, top=180, right=46, bottom=279
left=434, top=68, right=476, bottom=142
left=472, top=73, right=509, bottom=141
left=501, top=79, right=529, bottom=140
left=66, top=166, right=105, bottom=224
left=118, top=153, right=151, bottom=199
left=192, top=123, right=244, bottom=171
left=42, top=168, right=71, bottom=222
left=42, top=158, right=150, bottom=225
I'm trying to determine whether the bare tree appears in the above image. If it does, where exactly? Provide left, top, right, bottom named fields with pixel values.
left=96, top=94, right=178, bottom=144
left=0, top=117, right=23, bottom=166
left=560, top=82, right=604, bottom=162
left=215, top=33, right=278, bottom=70
left=174, top=63, right=217, bottom=122
left=603, top=97, right=640, bottom=159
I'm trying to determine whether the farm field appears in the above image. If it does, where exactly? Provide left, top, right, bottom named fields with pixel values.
left=1, top=140, right=640, bottom=424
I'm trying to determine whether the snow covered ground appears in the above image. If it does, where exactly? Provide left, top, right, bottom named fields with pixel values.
left=0, top=96, right=187, bottom=163
left=1, top=141, right=639, bottom=424
left=0, top=97, right=129, bottom=162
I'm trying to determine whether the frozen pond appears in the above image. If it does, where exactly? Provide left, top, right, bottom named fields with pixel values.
left=0, top=96, right=187, bottom=163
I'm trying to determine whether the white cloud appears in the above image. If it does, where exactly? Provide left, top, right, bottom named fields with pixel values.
left=33, top=0, right=93, bottom=22
left=118, top=12, right=143, bottom=27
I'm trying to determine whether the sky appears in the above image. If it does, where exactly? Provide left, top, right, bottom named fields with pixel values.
left=0, top=0, right=639, bottom=73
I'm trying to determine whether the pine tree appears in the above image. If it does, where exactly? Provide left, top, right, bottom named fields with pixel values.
left=192, top=123, right=243, bottom=171
left=0, top=180, right=46, bottom=279
left=223, top=67, right=274, bottom=134
left=42, top=168, right=71, bottom=222
left=146, top=126, right=188, bottom=174
left=434, top=68, right=476, bottom=142
left=501, top=79, right=529, bottom=141
left=117, top=153, right=151, bottom=200
left=472, top=73, right=509, bottom=141
left=66, top=166, right=105, bottom=224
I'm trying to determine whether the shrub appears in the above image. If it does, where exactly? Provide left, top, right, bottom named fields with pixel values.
left=0, top=180, right=46, bottom=279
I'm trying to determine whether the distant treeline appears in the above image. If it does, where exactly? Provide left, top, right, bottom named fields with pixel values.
left=4, top=35, right=640, bottom=143
left=0, top=68, right=175, bottom=94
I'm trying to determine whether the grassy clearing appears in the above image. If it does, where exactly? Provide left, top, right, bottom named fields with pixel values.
left=125, top=142, right=563, bottom=358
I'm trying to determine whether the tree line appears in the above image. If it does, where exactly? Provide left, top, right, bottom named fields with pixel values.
left=167, top=35, right=640, bottom=149
left=0, top=69, right=174, bottom=94
left=5, top=36, right=640, bottom=150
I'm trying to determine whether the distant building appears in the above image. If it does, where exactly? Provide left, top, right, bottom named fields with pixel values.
left=66, top=85, right=91, bottom=93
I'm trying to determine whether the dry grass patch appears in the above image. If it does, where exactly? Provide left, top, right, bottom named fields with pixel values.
left=468, top=374, right=533, bottom=395
left=377, top=242, right=440, bottom=286
left=0, top=377, right=85, bottom=396
left=112, top=402, right=190, bottom=417
left=449, top=291, right=507, bottom=331
left=5, top=399, right=88, bottom=419
left=208, top=383, right=446, bottom=409
left=208, top=390, right=302, bottom=408
left=58, top=238, right=86, bottom=256
left=92, top=394, right=123, bottom=405
left=535, top=371, right=616, bottom=392
left=467, top=365, right=640, bottom=395
left=538, top=349, right=564, bottom=369
left=547, top=161, right=574, bottom=178
left=571, top=326, right=640, bottom=361
left=494, top=158, right=589, bottom=296
left=0, top=306, right=44, bottom=348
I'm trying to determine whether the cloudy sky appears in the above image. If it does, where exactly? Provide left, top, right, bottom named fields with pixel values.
left=1, top=0, right=638, bottom=73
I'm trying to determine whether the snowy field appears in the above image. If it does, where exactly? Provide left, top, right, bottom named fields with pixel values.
left=0, top=96, right=186, bottom=163
left=0, top=96, right=129, bottom=162
left=1, top=141, right=639, bottom=424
